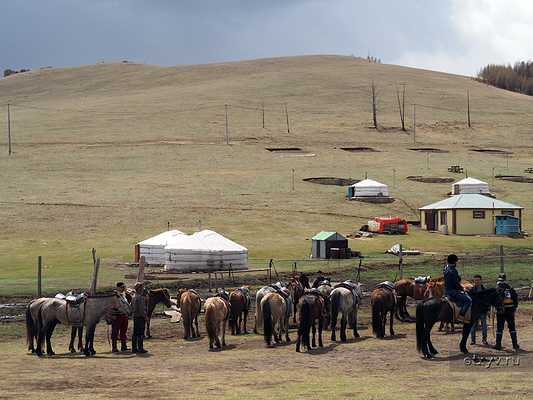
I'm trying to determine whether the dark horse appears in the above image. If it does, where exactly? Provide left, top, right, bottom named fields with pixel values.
left=394, top=278, right=428, bottom=321
left=229, top=287, right=250, bottom=335
left=296, top=292, right=325, bottom=352
left=371, top=286, right=396, bottom=339
left=145, top=288, right=173, bottom=338
left=416, top=288, right=503, bottom=358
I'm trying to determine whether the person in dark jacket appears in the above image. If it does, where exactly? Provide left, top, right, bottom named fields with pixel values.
left=443, top=254, right=471, bottom=316
left=111, top=282, right=130, bottom=352
left=494, top=273, right=520, bottom=351
left=132, top=282, right=148, bottom=354
left=468, top=275, right=488, bottom=345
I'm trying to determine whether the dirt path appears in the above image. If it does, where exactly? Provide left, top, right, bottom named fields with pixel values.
left=2, top=306, right=532, bottom=400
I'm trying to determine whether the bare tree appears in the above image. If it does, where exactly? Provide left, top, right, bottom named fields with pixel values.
left=396, top=84, right=406, bottom=131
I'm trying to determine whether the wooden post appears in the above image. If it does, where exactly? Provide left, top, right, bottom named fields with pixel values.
left=467, top=89, right=471, bottom=128
left=398, top=244, right=404, bottom=279
left=499, top=245, right=505, bottom=273
left=90, top=258, right=100, bottom=296
left=268, top=259, right=273, bottom=283
left=91, top=248, right=97, bottom=266
left=284, top=103, right=290, bottom=133
left=371, top=81, right=378, bottom=129
left=137, top=256, right=146, bottom=282
left=291, top=168, right=295, bottom=192
left=224, top=104, right=230, bottom=145
left=7, top=103, right=12, bottom=156
left=37, top=256, right=42, bottom=297
left=167, top=221, right=170, bottom=231
left=262, top=101, right=265, bottom=129
left=208, top=272, right=212, bottom=293
left=412, top=104, right=416, bottom=144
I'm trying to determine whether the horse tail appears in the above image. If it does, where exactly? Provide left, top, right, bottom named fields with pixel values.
left=205, top=304, right=217, bottom=344
left=415, top=301, right=425, bottom=353
left=298, top=299, right=312, bottom=348
left=262, top=299, right=273, bottom=345
left=372, top=297, right=383, bottom=338
left=25, top=302, right=34, bottom=348
left=330, top=290, right=340, bottom=330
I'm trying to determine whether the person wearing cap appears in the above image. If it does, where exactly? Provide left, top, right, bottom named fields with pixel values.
left=131, top=282, right=148, bottom=354
left=495, top=273, right=520, bottom=351
left=111, top=282, right=130, bottom=352
left=468, top=275, right=488, bottom=345
left=443, top=254, right=471, bottom=317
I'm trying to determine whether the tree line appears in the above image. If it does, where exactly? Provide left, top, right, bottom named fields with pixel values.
left=478, top=61, right=533, bottom=95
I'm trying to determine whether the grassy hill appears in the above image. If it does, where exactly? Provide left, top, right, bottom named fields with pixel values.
left=1, top=55, right=533, bottom=295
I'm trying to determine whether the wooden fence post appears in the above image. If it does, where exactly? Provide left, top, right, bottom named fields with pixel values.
left=90, top=258, right=100, bottom=295
left=37, top=256, right=42, bottom=297
left=499, top=245, right=505, bottom=273
left=137, top=256, right=146, bottom=282
left=268, top=259, right=273, bottom=283
left=398, top=244, right=404, bottom=279
left=208, top=272, right=212, bottom=292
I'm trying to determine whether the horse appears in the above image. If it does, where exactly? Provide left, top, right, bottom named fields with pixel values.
left=394, top=278, right=429, bottom=321
left=177, top=288, right=202, bottom=340
left=254, top=282, right=292, bottom=334
left=30, top=292, right=130, bottom=357
left=416, top=288, right=504, bottom=358
left=204, top=293, right=230, bottom=350
left=425, top=277, right=473, bottom=333
left=296, top=292, right=325, bottom=352
left=229, top=287, right=250, bottom=335
left=261, top=292, right=290, bottom=347
left=317, top=282, right=332, bottom=329
left=145, top=288, right=173, bottom=338
left=330, top=282, right=363, bottom=342
left=371, top=286, right=396, bottom=339
left=288, top=277, right=305, bottom=323
left=25, top=298, right=49, bottom=354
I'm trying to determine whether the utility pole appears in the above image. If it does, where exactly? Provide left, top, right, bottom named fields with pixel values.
left=396, top=83, right=406, bottom=131
left=262, top=101, right=265, bottom=129
left=467, top=89, right=471, bottom=128
left=224, top=104, right=229, bottom=144
left=392, top=168, right=396, bottom=188
left=7, top=103, right=12, bottom=155
left=284, top=103, right=290, bottom=133
left=291, top=168, right=295, bottom=192
left=371, top=81, right=378, bottom=129
left=412, top=104, right=416, bottom=144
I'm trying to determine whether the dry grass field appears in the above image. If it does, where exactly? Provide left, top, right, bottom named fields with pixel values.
left=1, top=55, right=533, bottom=295
left=2, top=302, right=533, bottom=400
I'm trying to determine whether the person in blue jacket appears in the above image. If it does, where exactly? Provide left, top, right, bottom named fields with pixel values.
left=443, top=254, right=471, bottom=317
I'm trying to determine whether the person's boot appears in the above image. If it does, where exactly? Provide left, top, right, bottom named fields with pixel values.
left=494, top=332, right=503, bottom=350
left=137, top=337, right=148, bottom=354
left=120, top=339, right=129, bottom=352
left=510, top=331, right=520, bottom=352
left=131, top=336, right=138, bottom=353
left=111, top=339, right=118, bottom=353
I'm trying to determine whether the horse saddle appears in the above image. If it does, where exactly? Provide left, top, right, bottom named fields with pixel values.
left=216, top=290, right=230, bottom=301
left=443, top=296, right=471, bottom=323
left=306, top=288, right=324, bottom=298
left=375, top=281, right=395, bottom=291
left=55, top=292, right=86, bottom=305
left=334, top=281, right=360, bottom=303
left=188, top=289, right=201, bottom=297
left=414, top=276, right=430, bottom=285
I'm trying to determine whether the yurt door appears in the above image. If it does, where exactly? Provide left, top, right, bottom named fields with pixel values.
left=425, top=211, right=438, bottom=231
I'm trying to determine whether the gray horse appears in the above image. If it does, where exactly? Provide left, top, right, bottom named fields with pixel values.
left=27, top=292, right=130, bottom=357
left=330, top=282, right=363, bottom=342
left=254, top=282, right=293, bottom=334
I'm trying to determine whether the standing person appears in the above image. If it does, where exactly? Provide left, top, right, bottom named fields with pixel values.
left=495, top=274, right=520, bottom=352
left=111, top=282, right=130, bottom=352
left=443, top=254, right=472, bottom=317
left=132, top=282, right=148, bottom=354
left=468, top=275, right=488, bottom=345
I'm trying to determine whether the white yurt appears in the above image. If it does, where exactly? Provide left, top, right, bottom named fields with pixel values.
left=348, top=179, right=389, bottom=198
left=164, top=230, right=248, bottom=272
left=137, top=230, right=184, bottom=265
left=452, top=177, right=490, bottom=195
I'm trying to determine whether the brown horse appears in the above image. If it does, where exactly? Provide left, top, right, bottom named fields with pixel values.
left=394, top=278, right=428, bottom=321
left=288, top=277, right=305, bottom=323
left=204, top=295, right=230, bottom=350
left=145, top=288, right=173, bottom=338
left=262, top=292, right=290, bottom=347
left=177, top=289, right=202, bottom=339
left=371, top=286, right=396, bottom=339
left=229, top=287, right=250, bottom=335
left=296, top=292, right=325, bottom=352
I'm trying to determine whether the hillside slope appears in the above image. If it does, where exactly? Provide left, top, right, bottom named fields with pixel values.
left=1, top=55, right=532, bottom=294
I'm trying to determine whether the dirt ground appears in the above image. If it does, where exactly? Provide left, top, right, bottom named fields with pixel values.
left=2, top=304, right=532, bottom=400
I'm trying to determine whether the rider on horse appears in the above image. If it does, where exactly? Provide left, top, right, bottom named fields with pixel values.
left=443, top=254, right=471, bottom=317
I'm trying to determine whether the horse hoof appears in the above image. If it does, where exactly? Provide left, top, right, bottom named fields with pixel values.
left=47, top=352, right=55, bottom=356
left=36, top=352, right=44, bottom=358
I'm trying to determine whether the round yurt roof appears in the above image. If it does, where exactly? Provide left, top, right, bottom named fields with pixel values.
left=454, top=177, right=488, bottom=185
left=138, top=230, right=184, bottom=246
left=352, top=178, right=388, bottom=187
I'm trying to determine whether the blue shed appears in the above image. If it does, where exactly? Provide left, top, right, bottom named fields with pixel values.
left=495, top=215, right=521, bottom=235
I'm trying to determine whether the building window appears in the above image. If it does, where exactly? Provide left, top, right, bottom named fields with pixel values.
left=473, top=210, right=486, bottom=219
left=501, top=210, right=514, bottom=216
left=440, top=211, right=447, bottom=225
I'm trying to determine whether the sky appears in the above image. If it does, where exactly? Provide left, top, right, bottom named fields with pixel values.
left=1, top=0, right=533, bottom=76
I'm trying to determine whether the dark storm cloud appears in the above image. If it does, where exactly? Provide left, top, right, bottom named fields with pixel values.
left=0, top=1, right=457, bottom=72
